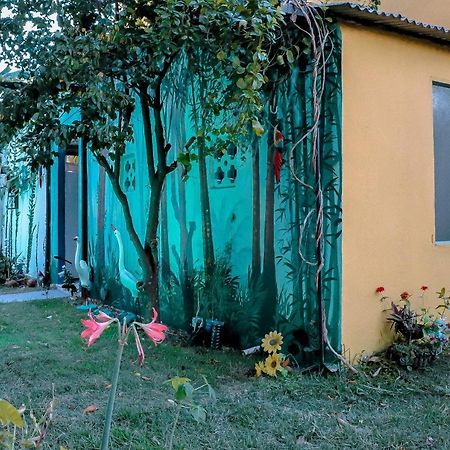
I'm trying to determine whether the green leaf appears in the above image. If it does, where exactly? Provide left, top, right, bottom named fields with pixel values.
left=168, top=376, right=191, bottom=392
left=20, top=439, right=36, bottom=448
left=252, top=78, right=262, bottom=90
left=0, top=400, right=24, bottom=428
left=184, top=382, right=194, bottom=400
left=175, top=385, right=187, bottom=401
left=231, top=56, right=241, bottom=68
left=190, top=404, right=206, bottom=423
left=208, top=384, right=217, bottom=402
left=236, top=78, right=247, bottom=89
left=252, top=119, right=264, bottom=137
left=286, top=49, right=294, bottom=64
left=216, top=50, right=226, bottom=61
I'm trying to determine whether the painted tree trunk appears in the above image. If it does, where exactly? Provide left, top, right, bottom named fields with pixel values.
left=194, top=77, right=215, bottom=277
left=96, top=165, right=106, bottom=273
left=177, top=114, right=195, bottom=274
left=160, top=181, right=170, bottom=284
left=198, top=142, right=215, bottom=275
left=43, top=166, right=51, bottom=287
left=288, top=74, right=303, bottom=316
left=14, top=209, right=19, bottom=261
left=171, top=106, right=195, bottom=324
left=251, top=137, right=261, bottom=283
left=261, top=88, right=278, bottom=331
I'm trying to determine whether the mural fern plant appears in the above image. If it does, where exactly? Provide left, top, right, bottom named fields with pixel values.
left=25, top=172, right=37, bottom=274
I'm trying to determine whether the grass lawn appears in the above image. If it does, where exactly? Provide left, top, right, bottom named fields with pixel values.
left=0, top=300, right=449, bottom=450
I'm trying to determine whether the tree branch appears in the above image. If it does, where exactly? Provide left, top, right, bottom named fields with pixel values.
left=0, top=80, right=26, bottom=89
left=95, top=152, right=153, bottom=278
left=139, top=85, right=156, bottom=182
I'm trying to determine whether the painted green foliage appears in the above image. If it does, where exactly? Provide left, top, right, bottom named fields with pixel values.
left=87, top=27, right=343, bottom=358
left=0, top=0, right=286, bottom=316
left=0, top=1, right=342, bottom=361
left=0, top=139, right=42, bottom=279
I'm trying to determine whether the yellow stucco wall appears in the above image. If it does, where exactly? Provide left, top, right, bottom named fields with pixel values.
left=381, top=0, right=450, bottom=28
left=341, top=23, right=450, bottom=359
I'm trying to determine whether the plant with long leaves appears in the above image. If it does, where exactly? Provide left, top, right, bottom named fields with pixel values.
left=80, top=307, right=168, bottom=450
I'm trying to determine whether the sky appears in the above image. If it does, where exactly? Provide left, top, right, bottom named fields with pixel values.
left=0, top=7, right=58, bottom=73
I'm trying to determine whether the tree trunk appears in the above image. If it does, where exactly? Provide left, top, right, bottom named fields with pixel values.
left=95, top=152, right=155, bottom=317
left=143, top=88, right=174, bottom=315
left=144, top=174, right=165, bottom=314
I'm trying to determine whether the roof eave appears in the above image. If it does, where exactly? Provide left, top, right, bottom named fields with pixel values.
left=284, top=2, right=450, bottom=48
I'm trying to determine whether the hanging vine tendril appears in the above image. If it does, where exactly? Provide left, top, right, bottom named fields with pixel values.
left=287, top=1, right=357, bottom=373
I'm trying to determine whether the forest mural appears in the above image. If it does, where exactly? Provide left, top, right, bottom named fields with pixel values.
left=82, top=33, right=342, bottom=368
left=0, top=1, right=342, bottom=368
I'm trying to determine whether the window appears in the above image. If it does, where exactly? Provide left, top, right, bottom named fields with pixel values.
left=433, top=82, right=450, bottom=243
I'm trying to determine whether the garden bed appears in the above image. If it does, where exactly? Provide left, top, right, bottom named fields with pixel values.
left=0, top=300, right=449, bottom=449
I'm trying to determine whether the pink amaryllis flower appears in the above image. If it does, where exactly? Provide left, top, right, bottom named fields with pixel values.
left=95, top=310, right=115, bottom=322
left=81, top=311, right=115, bottom=347
left=136, top=308, right=168, bottom=345
left=133, top=326, right=145, bottom=366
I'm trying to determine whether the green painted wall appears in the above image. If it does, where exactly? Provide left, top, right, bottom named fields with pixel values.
left=82, top=32, right=342, bottom=362
left=8, top=29, right=342, bottom=366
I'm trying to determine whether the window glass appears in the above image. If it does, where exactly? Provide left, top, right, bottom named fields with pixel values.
left=433, top=83, right=450, bottom=242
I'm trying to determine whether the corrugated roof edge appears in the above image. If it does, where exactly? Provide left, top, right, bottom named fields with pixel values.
left=283, top=1, right=450, bottom=47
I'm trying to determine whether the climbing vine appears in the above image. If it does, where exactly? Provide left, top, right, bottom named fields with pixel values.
left=284, top=1, right=354, bottom=371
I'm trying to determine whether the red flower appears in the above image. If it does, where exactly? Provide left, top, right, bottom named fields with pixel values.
left=136, top=308, right=168, bottom=345
left=420, top=285, right=428, bottom=291
left=400, top=291, right=411, bottom=300
left=375, top=287, right=385, bottom=293
left=81, top=311, right=115, bottom=347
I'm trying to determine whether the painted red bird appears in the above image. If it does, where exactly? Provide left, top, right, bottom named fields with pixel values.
left=273, top=127, right=284, bottom=183
left=274, top=128, right=284, bottom=146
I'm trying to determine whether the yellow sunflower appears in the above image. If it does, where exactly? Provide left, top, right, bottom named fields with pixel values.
left=261, top=331, right=283, bottom=354
left=264, top=353, right=282, bottom=377
left=255, top=361, right=265, bottom=378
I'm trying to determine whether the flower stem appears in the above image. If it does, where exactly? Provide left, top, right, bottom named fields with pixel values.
left=101, top=340, right=125, bottom=450
left=167, top=403, right=181, bottom=450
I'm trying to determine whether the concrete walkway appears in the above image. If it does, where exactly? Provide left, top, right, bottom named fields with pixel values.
left=0, top=288, right=71, bottom=304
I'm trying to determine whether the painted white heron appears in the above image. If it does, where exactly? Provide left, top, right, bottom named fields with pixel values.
left=74, top=236, right=91, bottom=299
left=111, top=225, right=144, bottom=307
